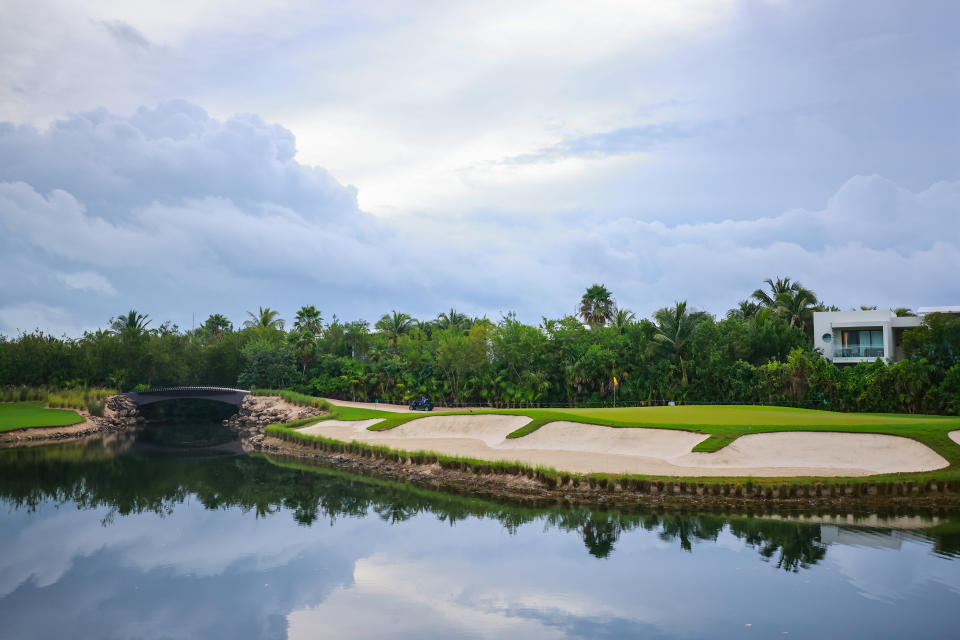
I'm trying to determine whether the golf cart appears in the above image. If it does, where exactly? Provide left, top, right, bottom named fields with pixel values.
left=409, top=398, right=434, bottom=411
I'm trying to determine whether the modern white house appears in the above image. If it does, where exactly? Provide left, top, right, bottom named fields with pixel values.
left=813, top=309, right=922, bottom=364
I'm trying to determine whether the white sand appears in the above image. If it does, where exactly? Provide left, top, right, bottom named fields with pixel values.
left=950, top=430, right=960, bottom=446
left=673, top=431, right=947, bottom=475
left=295, top=415, right=948, bottom=477
left=298, top=419, right=386, bottom=435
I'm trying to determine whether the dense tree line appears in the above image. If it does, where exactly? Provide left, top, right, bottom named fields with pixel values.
left=1, top=279, right=958, bottom=414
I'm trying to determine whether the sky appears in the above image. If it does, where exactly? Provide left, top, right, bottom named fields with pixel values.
left=1, top=0, right=958, bottom=336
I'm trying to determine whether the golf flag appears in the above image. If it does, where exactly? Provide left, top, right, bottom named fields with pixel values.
left=613, top=376, right=618, bottom=386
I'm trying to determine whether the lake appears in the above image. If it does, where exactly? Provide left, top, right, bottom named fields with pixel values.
left=1, top=419, right=958, bottom=639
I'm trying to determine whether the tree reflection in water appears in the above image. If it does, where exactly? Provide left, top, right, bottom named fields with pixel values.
left=0, top=443, right=951, bottom=570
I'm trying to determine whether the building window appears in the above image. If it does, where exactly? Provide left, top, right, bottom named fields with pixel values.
left=822, top=333, right=832, bottom=343
left=838, top=329, right=884, bottom=358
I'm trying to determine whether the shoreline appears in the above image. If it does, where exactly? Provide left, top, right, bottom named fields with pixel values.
left=254, top=434, right=960, bottom=511
left=0, top=413, right=111, bottom=447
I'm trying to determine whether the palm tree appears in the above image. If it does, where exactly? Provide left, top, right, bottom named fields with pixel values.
left=775, top=287, right=819, bottom=332
left=110, top=310, right=151, bottom=335
left=289, top=329, right=317, bottom=374
left=473, top=316, right=494, bottom=329
left=202, top=313, right=232, bottom=340
left=727, top=300, right=760, bottom=320
left=893, top=307, right=916, bottom=317
left=611, top=308, right=636, bottom=334
left=243, top=306, right=284, bottom=330
left=578, top=284, right=615, bottom=328
left=294, top=305, right=323, bottom=336
left=414, top=319, right=434, bottom=341
left=752, top=277, right=801, bottom=308
left=376, top=310, right=415, bottom=345
left=651, top=301, right=709, bottom=386
left=436, top=308, right=471, bottom=332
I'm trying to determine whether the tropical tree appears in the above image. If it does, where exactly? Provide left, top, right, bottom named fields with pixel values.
left=652, top=301, right=710, bottom=387
left=727, top=300, right=760, bottom=320
left=578, top=284, right=615, bottom=328
left=237, top=338, right=294, bottom=389
left=288, top=329, right=317, bottom=375
left=894, top=307, right=916, bottom=317
left=294, top=305, right=323, bottom=336
left=752, top=277, right=801, bottom=308
left=436, top=308, right=472, bottom=333
left=345, top=320, right=373, bottom=360
left=202, top=314, right=233, bottom=340
left=110, top=310, right=151, bottom=335
left=775, top=287, right=819, bottom=332
left=611, top=308, right=636, bottom=334
left=376, top=310, right=415, bottom=346
left=435, top=325, right=487, bottom=405
left=243, top=307, right=284, bottom=331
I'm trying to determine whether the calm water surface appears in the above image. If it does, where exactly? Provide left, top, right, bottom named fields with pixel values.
left=1, top=414, right=959, bottom=639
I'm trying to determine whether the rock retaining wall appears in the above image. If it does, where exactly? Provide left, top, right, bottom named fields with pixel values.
left=224, top=395, right=323, bottom=448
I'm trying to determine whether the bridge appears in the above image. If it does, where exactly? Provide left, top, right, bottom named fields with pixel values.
left=123, top=387, right=249, bottom=408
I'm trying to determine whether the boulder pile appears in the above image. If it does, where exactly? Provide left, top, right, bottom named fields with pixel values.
left=223, top=395, right=322, bottom=435
left=99, top=395, right=144, bottom=430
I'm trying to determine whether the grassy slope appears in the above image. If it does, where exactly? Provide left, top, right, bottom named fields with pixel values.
left=0, top=402, right=85, bottom=432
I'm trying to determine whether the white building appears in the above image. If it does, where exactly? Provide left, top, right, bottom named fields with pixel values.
left=813, top=309, right=922, bottom=364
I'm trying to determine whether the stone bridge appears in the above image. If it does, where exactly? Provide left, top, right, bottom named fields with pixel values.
left=123, top=386, right=249, bottom=408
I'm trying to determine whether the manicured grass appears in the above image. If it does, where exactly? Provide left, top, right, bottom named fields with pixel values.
left=339, top=403, right=960, bottom=481
left=0, top=402, right=86, bottom=432
left=361, top=404, right=960, bottom=451
left=256, top=396, right=960, bottom=484
left=251, top=389, right=332, bottom=410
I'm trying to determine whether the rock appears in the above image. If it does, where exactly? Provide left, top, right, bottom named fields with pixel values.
left=223, top=395, right=325, bottom=441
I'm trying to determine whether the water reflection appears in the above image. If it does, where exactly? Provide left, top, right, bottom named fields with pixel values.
left=0, top=445, right=955, bottom=566
left=0, top=443, right=958, bottom=639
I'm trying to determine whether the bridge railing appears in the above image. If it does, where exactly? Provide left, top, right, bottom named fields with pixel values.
left=125, top=386, right=249, bottom=395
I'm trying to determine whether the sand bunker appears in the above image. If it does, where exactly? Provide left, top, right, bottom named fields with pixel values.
left=295, top=415, right=948, bottom=477
left=950, top=431, right=960, bottom=446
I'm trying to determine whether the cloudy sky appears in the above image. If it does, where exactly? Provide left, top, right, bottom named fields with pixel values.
left=1, top=0, right=958, bottom=336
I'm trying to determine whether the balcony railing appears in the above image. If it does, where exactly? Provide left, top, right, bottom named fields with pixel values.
left=833, top=346, right=885, bottom=358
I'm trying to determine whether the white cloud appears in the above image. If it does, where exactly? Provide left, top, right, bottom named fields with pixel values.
left=1, top=101, right=959, bottom=335
left=1, top=0, right=958, bottom=334
left=0, top=302, right=80, bottom=336
left=56, top=270, right=117, bottom=295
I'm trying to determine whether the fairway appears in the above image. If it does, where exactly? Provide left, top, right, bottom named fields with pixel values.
left=0, top=402, right=85, bottom=432
left=547, top=405, right=958, bottom=427
left=313, top=401, right=960, bottom=475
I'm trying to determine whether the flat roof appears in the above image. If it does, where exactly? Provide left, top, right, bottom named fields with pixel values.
left=917, top=306, right=960, bottom=314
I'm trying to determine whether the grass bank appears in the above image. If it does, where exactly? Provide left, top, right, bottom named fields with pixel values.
left=1, top=386, right=116, bottom=416
left=0, top=402, right=85, bottom=432
left=264, top=417, right=960, bottom=501
left=251, top=389, right=332, bottom=411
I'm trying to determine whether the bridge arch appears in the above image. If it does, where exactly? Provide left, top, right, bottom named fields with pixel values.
left=123, top=387, right=249, bottom=408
